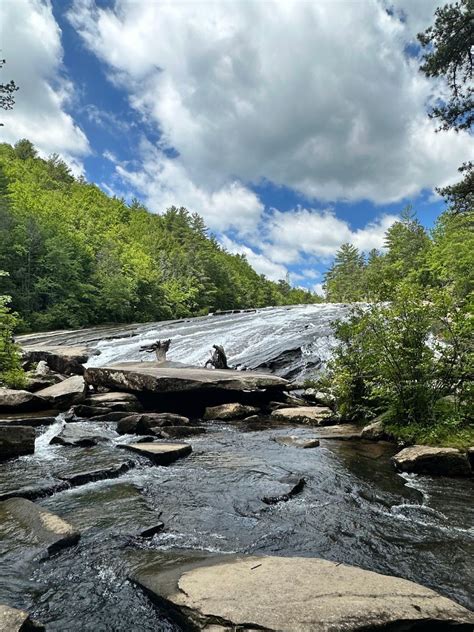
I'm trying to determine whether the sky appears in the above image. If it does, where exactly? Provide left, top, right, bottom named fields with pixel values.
left=0, top=0, right=472, bottom=295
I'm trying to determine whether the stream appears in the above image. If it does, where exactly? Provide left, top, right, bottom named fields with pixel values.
left=1, top=305, right=473, bottom=630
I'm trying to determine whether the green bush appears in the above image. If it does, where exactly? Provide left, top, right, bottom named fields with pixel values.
left=0, top=274, right=25, bottom=388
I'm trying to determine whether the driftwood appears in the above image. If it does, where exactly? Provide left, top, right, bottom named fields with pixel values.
left=205, top=344, right=229, bottom=369
left=139, top=339, right=171, bottom=362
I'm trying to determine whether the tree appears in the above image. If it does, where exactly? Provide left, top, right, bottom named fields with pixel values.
left=0, top=271, right=25, bottom=388
left=324, top=243, right=365, bottom=302
left=14, top=139, right=38, bottom=161
left=0, top=59, right=18, bottom=125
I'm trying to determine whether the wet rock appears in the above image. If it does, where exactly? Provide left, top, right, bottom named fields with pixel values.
left=0, top=426, right=35, bottom=461
left=119, top=442, right=192, bottom=465
left=21, top=345, right=90, bottom=375
left=203, top=403, right=259, bottom=421
left=0, top=604, right=44, bottom=631
left=274, top=436, right=320, bottom=449
left=89, top=411, right=132, bottom=423
left=0, top=497, right=80, bottom=556
left=131, top=554, right=474, bottom=631
left=271, top=405, right=336, bottom=425
left=85, top=391, right=142, bottom=412
left=0, top=411, right=58, bottom=427
left=117, top=413, right=189, bottom=435
left=84, top=363, right=288, bottom=395
left=64, top=404, right=112, bottom=421
left=139, top=523, right=165, bottom=538
left=49, top=424, right=110, bottom=448
left=0, top=388, right=47, bottom=413
left=392, top=446, right=472, bottom=477
left=36, top=375, right=86, bottom=408
left=262, top=475, right=306, bottom=504
left=361, top=419, right=392, bottom=441
left=150, top=426, right=206, bottom=439
left=0, top=482, right=69, bottom=502
left=59, top=461, right=135, bottom=487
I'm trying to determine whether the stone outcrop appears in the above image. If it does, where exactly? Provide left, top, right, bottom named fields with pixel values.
left=131, top=554, right=474, bottom=631
left=0, top=497, right=80, bottom=556
left=21, top=345, right=91, bottom=375
left=274, top=435, right=320, bottom=449
left=271, top=405, right=336, bottom=425
left=84, top=363, right=288, bottom=395
left=392, top=446, right=472, bottom=477
left=0, top=426, right=35, bottom=460
left=0, top=604, right=44, bottom=631
left=36, top=375, right=86, bottom=408
left=0, top=388, right=47, bottom=413
left=203, top=403, right=259, bottom=421
left=119, top=441, right=192, bottom=465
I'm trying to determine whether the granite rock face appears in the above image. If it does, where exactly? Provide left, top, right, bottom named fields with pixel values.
left=392, top=445, right=472, bottom=477
left=132, top=554, right=474, bottom=631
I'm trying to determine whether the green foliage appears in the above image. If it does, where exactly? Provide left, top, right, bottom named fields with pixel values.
left=0, top=59, right=19, bottom=123
left=327, top=284, right=473, bottom=433
left=324, top=243, right=365, bottom=302
left=0, top=141, right=318, bottom=332
left=0, top=272, right=25, bottom=388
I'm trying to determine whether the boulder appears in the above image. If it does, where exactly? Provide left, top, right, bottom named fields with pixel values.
left=24, top=373, right=63, bottom=392
left=139, top=523, right=165, bottom=539
left=84, top=363, right=288, bottom=395
left=0, top=411, right=57, bottom=427
left=392, top=446, right=472, bottom=477
left=21, top=345, right=90, bottom=375
left=271, top=406, right=336, bottom=425
left=117, top=413, right=189, bottom=435
left=203, top=403, right=259, bottom=421
left=261, top=475, right=306, bottom=505
left=35, top=360, right=50, bottom=375
left=361, top=419, right=392, bottom=441
left=274, top=436, right=320, bottom=449
left=49, top=424, right=110, bottom=448
left=0, top=388, right=47, bottom=413
left=36, top=375, right=86, bottom=408
left=0, top=497, right=80, bottom=556
left=64, top=404, right=112, bottom=421
left=84, top=391, right=141, bottom=412
left=58, top=461, right=135, bottom=487
left=303, top=388, right=336, bottom=408
left=310, top=424, right=362, bottom=440
left=0, top=604, right=44, bottom=631
left=131, top=554, right=474, bottom=631
left=119, top=442, right=192, bottom=465
left=0, top=426, right=35, bottom=460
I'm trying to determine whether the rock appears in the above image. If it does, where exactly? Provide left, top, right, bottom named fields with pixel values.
left=0, top=388, right=47, bottom=413
left=468, top=447, right=474, bottom=470
left=0, top=426, right=35, bottom=461
left=0, top=411, right=58, bottom=427
left=0, top=497, right=80, bottom=556
left=0, top=604, right=44, bottom=631
left=0, top=482, right=69, bottom=502
left=271, top=406, right=336, bottom=425
left=150, top=426, right=206, bottom=439
left=84, top=363, right=288, bottom=395
left=262, top=475, right=306, bottom=504
left=203, top=403, right=259, bottom=421
left=49, top=424, right=110, bottom=448
left=21, top=345, right=90, bottom=375
left=119, top=442, right=192, bottom=465
left=392, top=446, right=472, bottom=477
left=117, top=413, right=190, bottom=435
left=85, top=391, right=142, bottom=412
left=131, top=554, right=474, bottom=631
left=36, top=375, right=86, bottom=408
left=139, top=523, right=165, bottom=538
left=274, top=436, right=320, bottom=449
left=24, top=373, right=63, bottom=392
left=361, top=419, right=392, bottom=441
left=64, top=404, right=112, bottom=421
left=89, top=411, right=133, bottom=423
left=303, top=388, right=336, bottom=408
left=35, top=360, right=50, bottom=375
left=59, top=461, right=135, bottom=487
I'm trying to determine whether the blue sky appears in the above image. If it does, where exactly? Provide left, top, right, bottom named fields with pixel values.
left=1, top=0, right=471, bottom=293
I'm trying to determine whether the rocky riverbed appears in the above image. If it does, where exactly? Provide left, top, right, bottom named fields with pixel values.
left=0, top=305, right=473, bottom=630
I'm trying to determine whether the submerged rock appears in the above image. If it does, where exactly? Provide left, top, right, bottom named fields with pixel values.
left=274, top=435, right=320, bottom=449
left=271, top=405, right=336, bottom=425
left=0, top=388, right=47, bottom=413
left=0, top=604, right=44, bottom=631
left=392, top=446, right=472, bottom=477
left=59, top=461, right=135, bottom=486
left=131, top=554, right=474, bottom=631
left=0, top=425, right=35, bottom=461
left=0, top=497, right=80, bottom=556
left=36, top=375, right=86, bottom=408
left=261, top=475, right=306, bottom=504
left=203, top=403, right=259, bottom=421
left=119, top=441, right=192, bottom=465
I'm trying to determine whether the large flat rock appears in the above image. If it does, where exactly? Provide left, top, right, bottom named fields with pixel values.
left=393, top=445, right=472, bottom=477
left=84, top=363, right=288, bottom=394
left=271, top=405, right=336, bottom=425
left=119, top=441, right=192, bottom=465
left=0, top=497, right=80, bottom=556
left=36, top=375, right=86, bottom=408
left=132, top=554, right=474, bottom=631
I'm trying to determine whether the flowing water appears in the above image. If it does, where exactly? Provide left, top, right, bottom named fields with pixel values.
left=1, top=305, right=473, bottom=630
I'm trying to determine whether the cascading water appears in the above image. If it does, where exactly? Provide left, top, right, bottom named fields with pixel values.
left=1, top=305, right=473, bottom=631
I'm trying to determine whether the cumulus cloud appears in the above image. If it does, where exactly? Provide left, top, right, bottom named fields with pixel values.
left=220, top=235, right=288, bottom=282
left=0, top=0, right=89, bottom=170
left=70, top=0, right=471, bottom=207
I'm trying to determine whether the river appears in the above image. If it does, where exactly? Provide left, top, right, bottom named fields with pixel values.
left=1, top=305, right=473, bottom=630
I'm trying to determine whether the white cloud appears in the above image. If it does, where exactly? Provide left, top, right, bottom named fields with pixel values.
left=312, top=283, right=326, bottom=298
left=220, top=235, right=288, bottom=282
left=0, top=0, right=89, bottom=169
left=70, top=0, right=472, bottom=207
